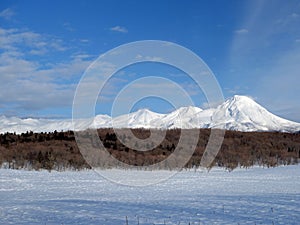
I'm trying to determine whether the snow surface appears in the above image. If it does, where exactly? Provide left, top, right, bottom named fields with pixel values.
left=0, top=165, right=299, bottom=224
left=1, top=95, right=300, bottom=134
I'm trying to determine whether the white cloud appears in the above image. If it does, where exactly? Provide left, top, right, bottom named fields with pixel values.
left=0, top=27, right=93, bottom=115
left=0, top=52, right=92, bottom=112
left=0, top=27, right=66, bottom=55
left=110, top=26, right=128, bottom=33
left=135, top=54, right=143, bottom=59
left=79, top=39, right=89, bottom=43
left=134, top=54, right=163, bottom=61
left=0, top=8, right=15, bottom=20
left=63, top=22, right=75, bottom=32
left=145, top=56, right=163, bottom=61
left=29, top=49, right=48, bottom=55
left=234, top=28, right=249, bottom=34
left=72, top=53, right=93, bottom=60
left=291, top=13, right=299, bottom=18
left=49, top=39, right=67, bottom=51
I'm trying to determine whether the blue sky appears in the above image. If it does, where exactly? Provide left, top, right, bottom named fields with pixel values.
left=0, top=0, right=300, bottom=121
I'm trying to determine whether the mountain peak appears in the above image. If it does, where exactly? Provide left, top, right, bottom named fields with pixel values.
left=223, top=95, right=260, bottom=111
left=230, top=95, right=255, bottom=103
left=132, top=108, right=165, bottom=117
left=176, top=106, right=203, bottom=112
left=135, top=108, right=153, bottom=113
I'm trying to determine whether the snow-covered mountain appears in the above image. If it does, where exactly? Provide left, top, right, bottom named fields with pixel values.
left=209, top=95, right=300, bottom=132
left=1, top=95, right=300, bottom=133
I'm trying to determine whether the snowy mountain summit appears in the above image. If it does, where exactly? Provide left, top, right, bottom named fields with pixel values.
left=1, top=95, right=300, bottom=133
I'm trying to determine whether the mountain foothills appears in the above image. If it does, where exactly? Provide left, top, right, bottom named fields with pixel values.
left=1, top=95, right=300, bottom=134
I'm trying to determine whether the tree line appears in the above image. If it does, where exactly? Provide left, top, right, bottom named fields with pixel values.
left=0, top=129, right=299, bottom=171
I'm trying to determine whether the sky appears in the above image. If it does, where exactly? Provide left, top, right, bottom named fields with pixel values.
left=0, top=0, right=300, bottom=121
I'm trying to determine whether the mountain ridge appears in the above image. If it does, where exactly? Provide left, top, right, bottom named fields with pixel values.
left=1, top=95, right=300, bottom=134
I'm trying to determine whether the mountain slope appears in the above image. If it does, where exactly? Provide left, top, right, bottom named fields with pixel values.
left=1, top=95, right=300, bottom=133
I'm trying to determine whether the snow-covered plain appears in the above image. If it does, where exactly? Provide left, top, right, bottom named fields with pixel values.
left=1, top=166, right=299, bottom=224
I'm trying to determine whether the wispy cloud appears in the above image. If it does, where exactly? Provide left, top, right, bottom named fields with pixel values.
left=63, top=22, right=75, bottom=32
left=79, top=39, right=89, bottom=43
left=110, top=26, right=128, bottom=33
left=0, top=8, right=15, bottom=20
left=135, top=54, right=163, bottom=61
left=234, top=28, right=249, bottom=34
left=291, top=12, right=299, bottom=18
left=255, top=46, right=300, bottom=121
left=229, top=1, right=300, bottom=122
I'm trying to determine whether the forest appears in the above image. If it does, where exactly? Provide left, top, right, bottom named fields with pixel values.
left=0, top=128, right=299, bottom=171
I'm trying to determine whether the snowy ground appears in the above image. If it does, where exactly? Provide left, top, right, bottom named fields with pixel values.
left=0, top=166, right=299, bottom=225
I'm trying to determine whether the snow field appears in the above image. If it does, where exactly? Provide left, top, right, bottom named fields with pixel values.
left=0, top=165, right=299, bottom=224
